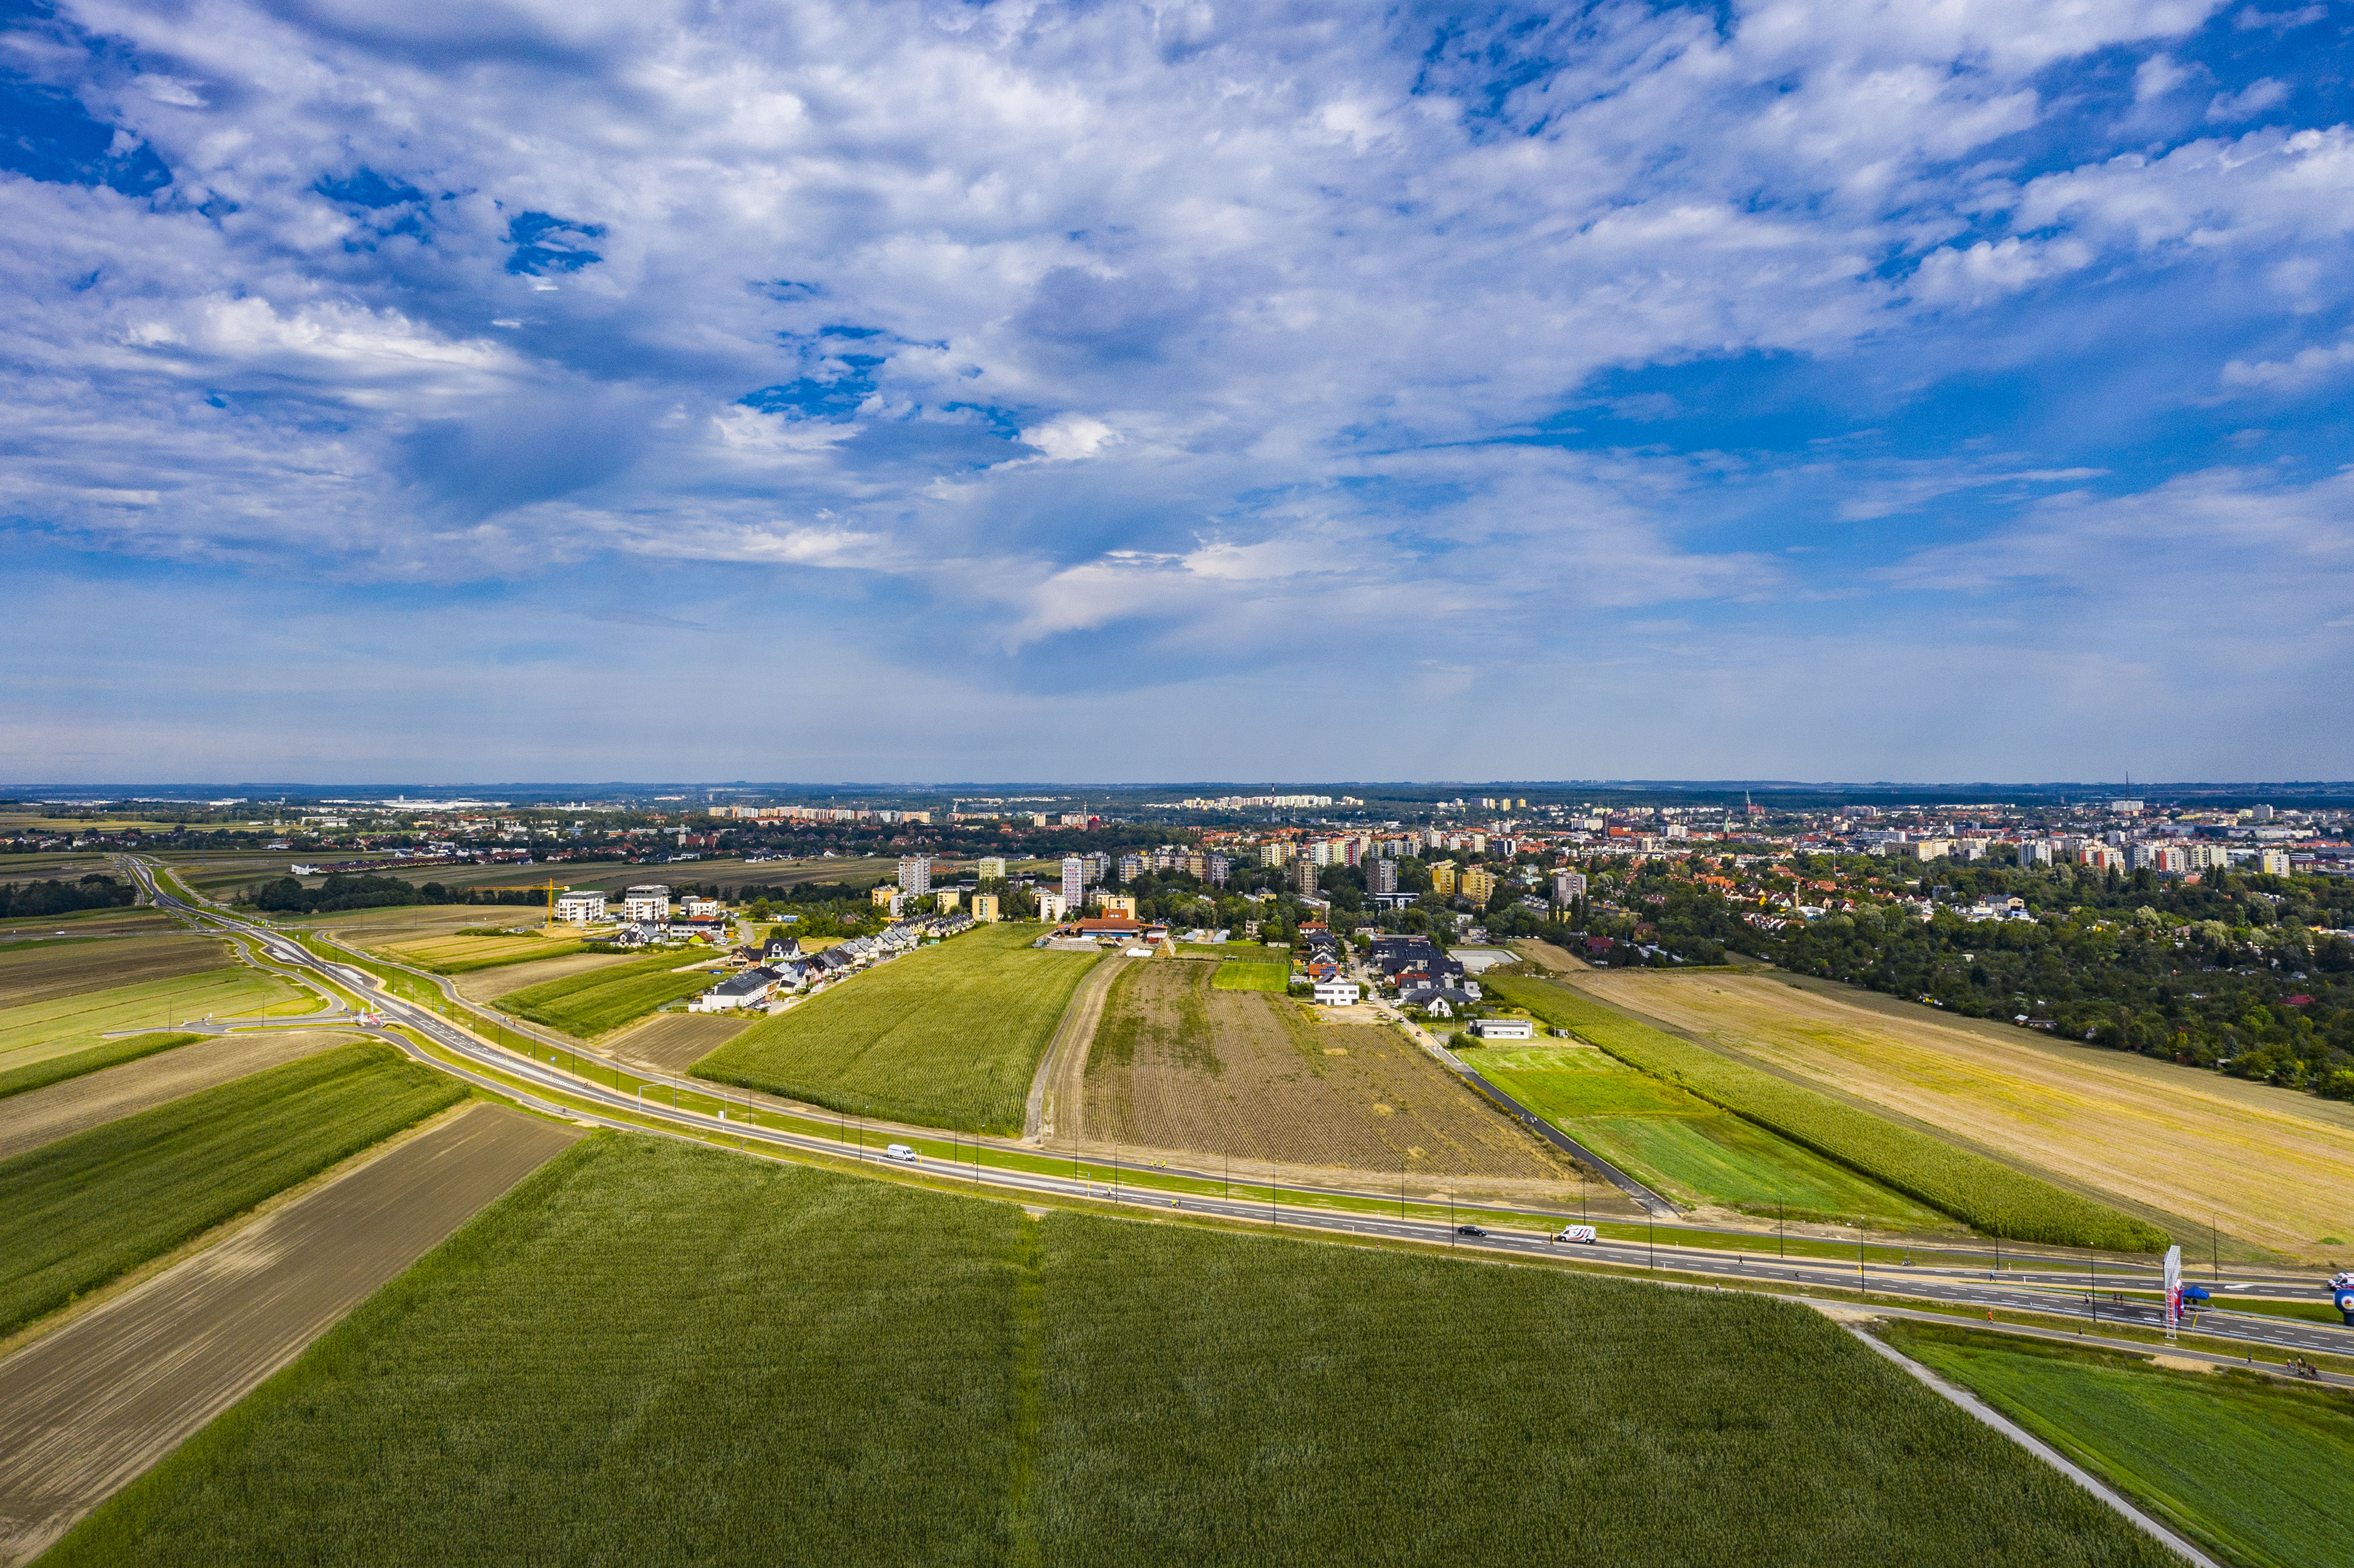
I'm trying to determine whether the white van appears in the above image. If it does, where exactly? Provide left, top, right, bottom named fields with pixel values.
left=884, top=1143, right=919, bottom=1164
left=1553, top=1224, right=1598, bottom=1244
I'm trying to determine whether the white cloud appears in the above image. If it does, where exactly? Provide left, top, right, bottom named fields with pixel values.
left=1018, top=413, right=1119, bottom=461
left=2208, top=78, right=2292, bottom=121
left=2220, top=336, right=2354, bottom=389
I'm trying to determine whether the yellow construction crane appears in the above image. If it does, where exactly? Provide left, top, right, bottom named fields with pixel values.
left=523, top=879, right=567, bottom=932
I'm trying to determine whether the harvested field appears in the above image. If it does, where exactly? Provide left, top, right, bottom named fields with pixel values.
left=1468, top=1042, right=1942, bottom=1225
left=0, top=966, right=314, bottom=1066
left=452, top=949, right=632, bottom=1004
left=1081, top=960, right=1563, bottom=1181
left=697, top=923, right=1101, bottom=1133
left=0, top=1104, right=579, bottom=1566
left=0, top=909, right=172, bottom=941
left=376, top=931, right=588, bottom=974
left=1486, top=975, right=2165, bottom=1252
left=0, top=934, right=231, bottom=1010
left=0, top=1041, right=467, bottom=1338
left=0, top=1030, right=350, bottom=1161
left=42, top=1136, right=2168, bottom=1568
left=1576, top=971, right=2354, bottom=1260
left=608, top=1012, right=751, bottom=1075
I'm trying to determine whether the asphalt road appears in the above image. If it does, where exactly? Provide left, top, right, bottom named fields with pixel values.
left=121, top=858, right=2354, bottom=1365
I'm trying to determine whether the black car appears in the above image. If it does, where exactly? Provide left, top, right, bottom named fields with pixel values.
left=1455, top=1224, right=1486, bottom=1238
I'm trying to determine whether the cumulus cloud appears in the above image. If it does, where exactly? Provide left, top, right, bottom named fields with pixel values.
left=0, top=0, right=2348, bottom=775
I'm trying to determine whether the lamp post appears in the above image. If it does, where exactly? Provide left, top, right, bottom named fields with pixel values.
left=1857, top=1216, right=1865, bottom=1297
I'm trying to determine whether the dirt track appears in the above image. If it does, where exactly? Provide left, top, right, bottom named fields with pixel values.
left=0, top=1030, right=351, bottom=1161
left=1029, top=953, right=1132, bottom=1139
left=0, top=1103, right=581, bottom=1565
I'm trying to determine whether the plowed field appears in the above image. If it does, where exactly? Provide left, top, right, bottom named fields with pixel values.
left=0, top=935, right=231, bottom=1009
left=1080, top=960, right=1564, bottom=1182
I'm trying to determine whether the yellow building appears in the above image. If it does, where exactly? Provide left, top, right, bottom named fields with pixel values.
left=1460, top=868, right=1496, bottom=904
left=870, top=885, right=901, bottom=912
left=971, top=893, right=1000, bottom=923
left=1098, top=893, right=1137, bottom=918
left=936, top=889, right=962, bottom=912
left=1429, top=859, right=1457, bottom=897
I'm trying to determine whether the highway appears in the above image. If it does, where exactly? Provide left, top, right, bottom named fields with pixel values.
left=121, top=857, right=2354, bottom=1366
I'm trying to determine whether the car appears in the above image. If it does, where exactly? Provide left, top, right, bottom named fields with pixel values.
left=1455, top=1224, right=1486, bottom=1238
left=883, top=1143, right=919, bottom=1164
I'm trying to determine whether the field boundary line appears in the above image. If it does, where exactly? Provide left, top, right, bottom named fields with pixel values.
left=1843, top=1325, right=2221, bottom=1568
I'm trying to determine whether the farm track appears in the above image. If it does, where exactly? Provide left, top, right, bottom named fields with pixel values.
left=0, top=1030, right=349, bottom=1161
left=1028, top=953, right=1131, bottom=1139
left=0, top=1103, right=580, bottom=1566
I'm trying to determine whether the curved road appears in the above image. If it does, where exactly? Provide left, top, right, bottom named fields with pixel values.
left=121, top=858, right=2354, bottom=1367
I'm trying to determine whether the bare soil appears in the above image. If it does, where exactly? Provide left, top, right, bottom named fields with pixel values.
left=608, top=1012, right=751, bottom=1075
left=0, top=936, right=232, bottom=1010
left=0, top=1104, right=580, bottom=1566
left=0, top=1030, right=352, bottom=1161
left=453, top=951, right=633, bottom=1004
left=1078, top=960, right=1568, bottom=1186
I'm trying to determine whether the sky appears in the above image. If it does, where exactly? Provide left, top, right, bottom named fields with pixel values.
left=3, top=0, right=2351, bottom=785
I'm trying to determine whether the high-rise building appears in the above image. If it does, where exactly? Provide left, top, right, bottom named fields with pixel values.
left=1061, top=856, right=1085, bottom=908
left=1429, top=860, right=1457, bottom=898
left=978, top=856, right=1006, bottom=880
left=1036, top=890, right=1068, bottom=922
left=1460, top=868, right=1495, bottom=904
left=899, top=855, right=931, bottom=895
left=971, top=893, right=1000, bottom=923
left=1205, top=854, right=1230, bottom=886
left=1551, top=871, right=1586, bottom=905
left=1370, top=859, right=1398, bottom=895
left=1260, top=841, right=1291, bottom=868
left=1117, top=852, right=1146, bottom=883
left=1292, top=861, right=1318, bottom=896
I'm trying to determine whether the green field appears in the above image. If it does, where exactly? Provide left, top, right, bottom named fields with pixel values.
left=1890, top=1322, right=2354, bottom=1568
left=1484, top=975, right=2168, bottom=1251
left=380, top=932, right=592, bottom=974
left=0, top=965, right=314, bottom=1064
left=695, top=923, right=1101, bottom=1132
left=1473, top=1043, right=1941, bottom=1223
left=51, top=1135, right=2167, bottom=1567
left=1210, top=959, right=1289, bottom=992
left=0, top=1030, right=203, bottom=1100
left=493, top=953, right=721, bottom=1039
left=0, top=1040, right=465, bottom=1336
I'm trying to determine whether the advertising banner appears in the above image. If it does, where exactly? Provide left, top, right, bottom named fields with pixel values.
left=2163, top=1244, right=2182, bottom=1332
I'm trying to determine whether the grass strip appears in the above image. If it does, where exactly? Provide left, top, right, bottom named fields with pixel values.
left=0, top=1040, right=466, bottom=1336
left=1210, top=960, right=1289, bottom=992
left=0, top=1030, right=205, bottom=1100
left=1887, top=1321, right=2354, bottom=1568
left=1486, top=974, right=2169, bottom=1252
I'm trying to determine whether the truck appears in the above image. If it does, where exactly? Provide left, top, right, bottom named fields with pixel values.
left=884, top=1143, right=919, bottom=1164
left=1553, top=1224, right=1598, bottom=1244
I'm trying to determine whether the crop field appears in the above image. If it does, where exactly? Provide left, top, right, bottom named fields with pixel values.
left=608, top=1011, right=751, bottom=1074
left=0, top=932, right=232, bottom=1010
left=1470, top=1043, right=1942, bottom=1224
left=0, top=1040, right=466, bottom=1338
left=49, top=1134, right=2168, bottom=1567
left=452, top=949, right=632, bottom=1003
left=1484, top=975, right=2167, bottom=1251
left=493, top=954, right=722, bottom=1039
left=0, top=906, right=173, bottom=940
left=0, top=1030, right=202, bottom=1101
left=1210, top=959, right=1289, bottom=992
left=1889, top=1323, right=2354, bottom=1568
left=1083, top=960, right=1566, bottom=1184
left=696, top=923, right=1100, bottom=1133
left=0, top=1030, right=350, bottom=1162
left=0, top=964, right=316, bottom=1066
left=377, top=930, right=589, bottom=974
left=1574, top=971, right=2354, bottom=1260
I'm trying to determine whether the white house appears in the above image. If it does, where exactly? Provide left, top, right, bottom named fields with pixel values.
left=1467, top=1016, right=1534, bottom=1040
left=621, top=885, right=669, bottom=924
left=681, top=895, right=722, bottom=918
left=555, top=891, right=607, bottom=924
left=1036, top=890, right=1068, bottom=922
left=1312, top=978, right=1361, bottom=1006
left=690, top=966, right=781, bottom=1012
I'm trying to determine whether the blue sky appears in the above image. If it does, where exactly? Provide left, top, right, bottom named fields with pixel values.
left=3, top=0, right=2351, bottom=783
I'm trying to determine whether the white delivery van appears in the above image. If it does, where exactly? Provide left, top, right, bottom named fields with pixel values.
left=884, top=1143, right=919, bottom=1164
left=1553, top=1224, right=1598, bottom=1244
